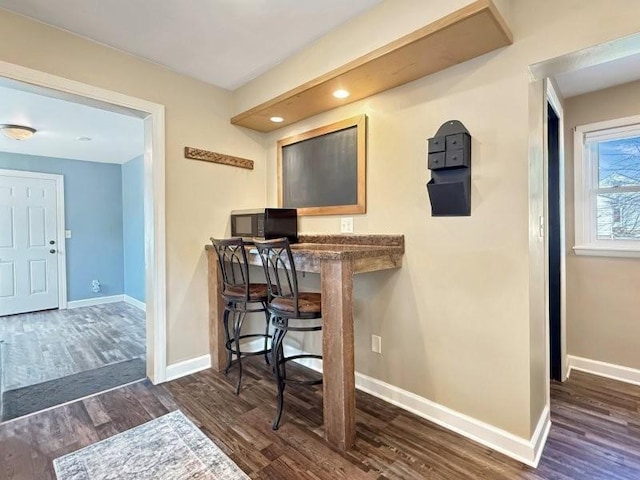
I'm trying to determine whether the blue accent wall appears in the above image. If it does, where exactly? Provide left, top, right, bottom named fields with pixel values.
left=122, top=155, right=145, bottom=302
left=0, top=152, right=124, bottom=301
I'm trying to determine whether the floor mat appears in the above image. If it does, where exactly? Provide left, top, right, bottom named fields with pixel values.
left=1, top=357, right=146, bottom=422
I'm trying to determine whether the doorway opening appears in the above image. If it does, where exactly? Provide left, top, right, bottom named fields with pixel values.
left=0, top=62, right=166, bottom=422
left=546, top=101, right=562, bottom=382
left=531, top=32, right=640, bottom=413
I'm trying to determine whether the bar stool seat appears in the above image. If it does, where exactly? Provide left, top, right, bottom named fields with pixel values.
left=223, top=283, right=270, bottom=302
left=270, top=292, right=322, bottom=315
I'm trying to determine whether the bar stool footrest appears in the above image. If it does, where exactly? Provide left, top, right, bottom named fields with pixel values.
left=278, top=354, right=323, bottom=386
left=225, top=333, right=272, bottom=356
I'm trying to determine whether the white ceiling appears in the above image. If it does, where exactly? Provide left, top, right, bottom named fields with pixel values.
left=554, top=52, right=640, bottom=98
left=0, top=0, right=382, bottom=90
left=0, top=81, right=144, bottom=164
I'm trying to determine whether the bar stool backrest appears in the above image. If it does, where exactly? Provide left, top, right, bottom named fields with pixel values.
left=210, top=237, right=250, bottom=302
left=253, top=238, right=301, bottom=317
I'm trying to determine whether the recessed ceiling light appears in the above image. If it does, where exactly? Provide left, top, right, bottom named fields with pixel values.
left=0, top=124, right=36, bottom=140
left=333, top=89, right=350, bottom=99
left=270, top=116, right=284, bottom=123
left=78, top=136, right=92, bottom=141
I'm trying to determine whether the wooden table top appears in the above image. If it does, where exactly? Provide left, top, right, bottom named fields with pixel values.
left=205, top=234, right=405, bottom=274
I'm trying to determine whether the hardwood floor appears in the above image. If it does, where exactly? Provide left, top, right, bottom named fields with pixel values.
left=0, top=302, right=145, bottom=391
left=1, top=357, right=639, bottom=479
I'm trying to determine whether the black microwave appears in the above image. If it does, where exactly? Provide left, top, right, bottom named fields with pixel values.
left=230, top=208, right=298, bottom=243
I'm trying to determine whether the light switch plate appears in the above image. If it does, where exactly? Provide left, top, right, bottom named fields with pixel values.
left=371, top=335, right=382, bottom=354
left=65, top=230, right=72, bottom=239
left=341, top=217, right=354, bottom=233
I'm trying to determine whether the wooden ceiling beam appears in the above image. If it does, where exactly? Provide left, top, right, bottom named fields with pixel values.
left=231, top=0, right=513, bottom=133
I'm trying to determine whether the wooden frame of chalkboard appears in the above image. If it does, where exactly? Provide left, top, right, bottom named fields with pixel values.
left=277, top=115, right=366, bottom=216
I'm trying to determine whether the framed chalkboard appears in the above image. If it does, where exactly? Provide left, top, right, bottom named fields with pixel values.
left=277, top=115, right=366, bottom=216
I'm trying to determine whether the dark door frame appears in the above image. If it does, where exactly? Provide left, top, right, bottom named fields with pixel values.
left=545, top=80, right=567, bottom=382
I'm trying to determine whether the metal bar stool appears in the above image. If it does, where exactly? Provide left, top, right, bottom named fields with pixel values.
left=210, top=237, right=272, bottom=395
left=254, top=237, right=323, bottom=430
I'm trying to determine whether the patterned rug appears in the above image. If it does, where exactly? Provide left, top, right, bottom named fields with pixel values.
left=53, top=410, right=249, bottom=480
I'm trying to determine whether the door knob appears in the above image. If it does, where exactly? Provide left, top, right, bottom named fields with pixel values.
left=49, top=240, right=55, bottom=245
left=49, top=249, right=56, bottom=254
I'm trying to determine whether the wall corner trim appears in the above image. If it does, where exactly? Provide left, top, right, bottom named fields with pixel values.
left=165, top=354, right=212, bottom=382
left=530, top=405, right=552, bottom=468
left=67, top=295, right=124, bottom=309
left=568, top=355, right=640, bottom=386
left=123, top=295, right=146, bottom=311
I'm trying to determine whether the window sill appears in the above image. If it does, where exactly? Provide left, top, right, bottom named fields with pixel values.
left=573, top=245, right=640, bottom=258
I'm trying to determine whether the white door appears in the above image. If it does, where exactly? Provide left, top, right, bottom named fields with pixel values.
left=0, top=171, right=60, bottom=316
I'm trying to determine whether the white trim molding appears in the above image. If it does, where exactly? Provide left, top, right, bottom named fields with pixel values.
left=355, top=372, right=551, bottom=468
left=165, top=354, right=212, bottom=382
left=568, top=355, right=640, bottom=386
left=531, top=406, right=552, bottom=467
left=573, top=245, right=640, bottom=258
left=123, top=295, right=146, bottom=311
left=0, top=59, right=168, bottom=385
left=67, top=295, right=124, bottom=309
left=234, top=340, right=551, bottom=467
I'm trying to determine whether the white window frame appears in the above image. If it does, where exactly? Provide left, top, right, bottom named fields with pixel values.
left=574, top=115, right=640, bottom=258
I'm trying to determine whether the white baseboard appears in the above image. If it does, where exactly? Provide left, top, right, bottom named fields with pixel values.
left=165, top=354, right=211, bottom=382
left=163, top=339, right=261, bottom=384
left=241, top=340, right=549, bottom=467
left=123, top=295, right=146, bottom=311
left=531, top=405, right=552, bottom=467
left=356, top=371, right=550, bottom=467
left=568, top=355, right=640, bottom=386
left=67, top=294, right=124, bottom=309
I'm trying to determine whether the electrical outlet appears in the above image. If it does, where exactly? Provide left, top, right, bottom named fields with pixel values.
left=371, top=335, right=382, bottom=354
left=65, top=230, right=72, bottom=239
left=341, top=217, right=354, bottom=233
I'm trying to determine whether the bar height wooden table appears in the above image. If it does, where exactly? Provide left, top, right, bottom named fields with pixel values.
left=205, top=234, right=404, bottom=452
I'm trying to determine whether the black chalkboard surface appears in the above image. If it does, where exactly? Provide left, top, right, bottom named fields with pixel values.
left=277, top=115, right=366, bottom=216
left=282, top=126, right=357, bottom=208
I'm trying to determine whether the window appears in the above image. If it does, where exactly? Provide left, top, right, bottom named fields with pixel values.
left=574, top=116, right=640, bottom=257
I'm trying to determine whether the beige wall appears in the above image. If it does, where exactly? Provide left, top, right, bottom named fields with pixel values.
left=0, top=9, right=268, bottom=365
left=564, top=80, right=640, bottom=370
left=5, top=0, right=640, bottom=443
left=234, top=0, right=640, bottom=439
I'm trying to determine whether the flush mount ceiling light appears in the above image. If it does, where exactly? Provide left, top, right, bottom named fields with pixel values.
left=0, top=124, right=37, bottom=140
left=270, top=116, right=284, bottom=123
left=77, top=136, right=92, bottom=141
left=333, top=89, right=350, bottom=99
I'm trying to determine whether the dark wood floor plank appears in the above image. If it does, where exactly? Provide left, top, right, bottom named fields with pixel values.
left=82, top=395, right=112, bottom=428
left=126, top=379, right=173, bottom=419
left=61, top=401, right=101, bottom=448
left=1, top=361, right=640, bottom=479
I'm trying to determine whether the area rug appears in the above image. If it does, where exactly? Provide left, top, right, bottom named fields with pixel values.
left=53, top=410, right=249, bottom=480
left=2, top=358, right=146, bottom=421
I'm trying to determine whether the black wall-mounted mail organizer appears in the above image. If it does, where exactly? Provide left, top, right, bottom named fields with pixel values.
left=426, top=120, right=471, bottom=216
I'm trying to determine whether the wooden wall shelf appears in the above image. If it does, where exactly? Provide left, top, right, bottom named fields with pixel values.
left=231, top=0, right=512, bottom=133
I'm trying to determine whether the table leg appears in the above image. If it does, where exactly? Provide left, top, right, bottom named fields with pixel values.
left=207, top=248, right=226, bottom=372
left=320, top=258, right=356, bottom=452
